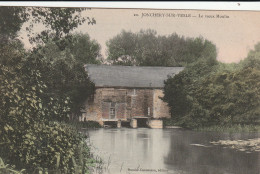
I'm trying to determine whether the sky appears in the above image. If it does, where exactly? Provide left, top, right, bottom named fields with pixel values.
left=21, top=7, right=260, bottom=64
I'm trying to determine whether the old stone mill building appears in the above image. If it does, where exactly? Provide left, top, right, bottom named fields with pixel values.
left=81, top=64, right=184, bottom=128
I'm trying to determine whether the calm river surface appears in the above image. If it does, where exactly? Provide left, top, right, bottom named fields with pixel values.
left=85, top=128, right=260, bottom=174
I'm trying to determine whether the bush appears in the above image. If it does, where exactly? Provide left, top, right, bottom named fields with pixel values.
left=1, top=122, right=94, bottom=173
left=0, top=157, right=25, bottom=174
left=0, top=43, right=96, bottom=173
left=74, top=121, right=102, bottom=129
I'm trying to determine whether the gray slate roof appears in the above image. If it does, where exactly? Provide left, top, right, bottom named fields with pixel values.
left=85, top=64, right=184, bottom=88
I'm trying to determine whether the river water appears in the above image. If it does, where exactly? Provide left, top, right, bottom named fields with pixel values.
left=86, top=128, right=260, bottom=174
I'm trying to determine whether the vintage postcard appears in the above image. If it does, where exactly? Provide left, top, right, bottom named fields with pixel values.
left=0, top=2, right=259, bottom=174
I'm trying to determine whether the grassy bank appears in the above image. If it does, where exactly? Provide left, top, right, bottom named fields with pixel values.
left=163, top=119, right=260, bottom=132
left=195, top=124, right=260, bottom=133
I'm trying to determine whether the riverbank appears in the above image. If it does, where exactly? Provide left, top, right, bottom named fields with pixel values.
left=195, top=124, right=260, bottom=133
left=163, top=119, right=260, bottom=132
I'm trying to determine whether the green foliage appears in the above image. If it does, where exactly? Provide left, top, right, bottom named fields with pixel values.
left=162, top=118, right=178, bottom=127
left=28, top=7, right=87, bottom=42
left=1, top=121, right=94, bottom=173
left=2, top=122, right=92, bottom=173
left=74, top=121, right=102, bottom=129
left=163, top=42, right=260, bottom=129
left=240, top=42, right=260, bottom=70
left=195, top=67, right=260, bottom=125
left=0, top=42, right=96, bottom=174
left=163, top=58, right=218, bottom=127
left=0, top=6, right=92, bottom=44
left=0, top=157, right=25, bottom=174
left=106, top=29, right=217, bottom=66
left=66, top=33, right=103, bottom=64
left=0, top=7, right=27, bottom=40
left=33, top=34, right=99, bottom=115
left=0, top=42, right=46, bottom=130
left=0, top=26, right=98, bottom=174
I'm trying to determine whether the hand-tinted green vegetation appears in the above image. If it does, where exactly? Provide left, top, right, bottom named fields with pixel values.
left=75, top=121, right=103, bottom=129
left=163, top=42, right=260, bottom=129
left=32, top=33, right=102, bottom=119
left=106, top=29, right=216, bottom=66
left=0, top=6, right=100, bottom=173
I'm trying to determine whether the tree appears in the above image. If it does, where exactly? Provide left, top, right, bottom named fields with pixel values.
left=0, top=42, right=71, bottom=171
left=0, top=6, right=96, bottom=47
left=106, top=29, right=217, bottom=66
left=163, top=58, right=219, bottom=128
left=240, top=42, right=260, bottom=70
left=0, top=6, right=98, bottom=173
left=0, top=6, right=99, bottom=118
left=66, top=33, right=102, bottom=64
left=0, top=6, right=27, bottom=40
left=106, top=30, right=138, bottom=65
left=33, top=34, right=101, bottom=116
left=163, top=42, right=260, bottom=128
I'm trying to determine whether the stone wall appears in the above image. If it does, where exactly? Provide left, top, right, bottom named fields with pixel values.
left=148, top=120, right=163, bottom=129
left=81, top=89, right=103, bottom=124
left=153, top=89, right=171, bottom=119
left=130, top=89, right=153, bottom=118
left=116, top=102, right=127, bottom=119
left=81, top=88, right=170, bottom=123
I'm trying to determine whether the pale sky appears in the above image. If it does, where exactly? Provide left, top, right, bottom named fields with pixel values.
left=21, top=8, right=260, bottom=63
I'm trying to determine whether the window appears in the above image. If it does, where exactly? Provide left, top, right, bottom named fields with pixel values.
left=131, top=96, right=136, bottom=107
left=110, top=107, right=115, bottom=119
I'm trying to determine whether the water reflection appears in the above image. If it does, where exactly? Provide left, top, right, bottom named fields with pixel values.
left=164, top=129, right=260, bottom=174
left=86, top=128, right=260, bottom=174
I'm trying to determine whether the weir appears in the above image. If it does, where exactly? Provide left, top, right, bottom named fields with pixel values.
left=102, top=118, right=163, bottom=129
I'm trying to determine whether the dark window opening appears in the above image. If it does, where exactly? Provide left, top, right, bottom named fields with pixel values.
left=121, top=121, right=131, bottom=128
left=104, top=121, right=117, bottom=128
left=137, top=118, right=149, bottom=128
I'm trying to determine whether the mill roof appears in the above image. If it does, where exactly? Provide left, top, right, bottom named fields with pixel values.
left=85, top=64, right=184, bottom=88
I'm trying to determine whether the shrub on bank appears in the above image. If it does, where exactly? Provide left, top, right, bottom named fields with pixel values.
left=0, top=157, right=24, bottom=174
left=0, top=121, right=95, bottom=174
left=0, top=43, right=98, bottom=173
left=162, top=118, right=177, bottom=128
left=75, top=121, right=102, bottom=129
